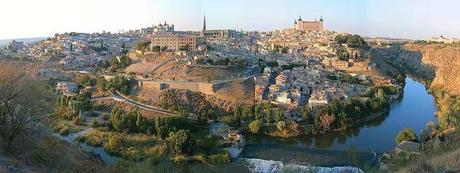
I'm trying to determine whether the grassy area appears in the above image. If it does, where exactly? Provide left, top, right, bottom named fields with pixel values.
left=0, top=134, right=102, bottom=173
left=77, top=128, right=167, bottom=161
left=382, top=129, right=460, bottom=172
left=53, top=121, right=84, bottom=135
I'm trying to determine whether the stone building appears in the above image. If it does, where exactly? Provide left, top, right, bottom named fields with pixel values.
left=149, top=35, right=197, bottom=51
left=294, top=16, right=324, bottom=32
left=152, top=21, right=175, bottom=35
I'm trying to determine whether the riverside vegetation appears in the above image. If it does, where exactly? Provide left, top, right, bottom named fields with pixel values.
left=375, top=43, right=460, bottom=172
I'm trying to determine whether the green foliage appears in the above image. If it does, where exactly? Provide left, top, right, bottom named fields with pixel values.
left=280, top=63, right=304, bottom=71
left=206, top=151, right=230, bottom=164
left=106, top=55, right=132, bottom=72
left=106, top=75, right=131, bottom=94
left=395, top=128, right=418, bottom=144
left=274, top=108, right=284, bottom=122
left=265, top=61, right=279, bottom=68
left=110, top=107, right=146, bottom=133
left=179, top=44, right=190, bottom=52
left=334, top=34, right=368, bottom=49
left=72, top=114, right=84, bottom=126
left=151, top=46, right=161, bottom=52
left=89, top=118, right=99, bottom=128
left=75, top=74, right=94, bottom=88
left=168, top=129, right=193, bottom=154
left=249, top=120, right=261, bottom=134
left=74, top=91, right=93, bottom=111
left=135, top=40, right=151, bottom=51
left=54, top=96, right=77, bottom=120
left=96, top=76, right=108, bottom=91
left=154, top=116, right=195, bottom=138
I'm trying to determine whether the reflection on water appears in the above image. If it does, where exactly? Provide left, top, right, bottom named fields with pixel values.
left=242, top=77, right=437, bottom=167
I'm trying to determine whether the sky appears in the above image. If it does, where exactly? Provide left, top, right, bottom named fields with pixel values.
left=1, top=0, right=459, bottom=40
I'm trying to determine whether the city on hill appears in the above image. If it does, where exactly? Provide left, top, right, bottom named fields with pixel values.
left=2, top=3, right=460, bottom=173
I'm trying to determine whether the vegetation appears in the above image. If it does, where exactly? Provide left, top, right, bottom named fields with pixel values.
left=105, top=75, right=132, bottom=94
left=134, top=40, right=151, bottom=52
left=334, top=34, right=368, bottom=49
left=102, top=55, right=132, bottom=72
left=248, top=120, right=261, bottom=134
left=110, top=107, right=148, bottom=133
left=168, top=129, right=193, bottom=154
left=395, top=128, right=418, bottom=144
left=0, top=63, right=53, bottom=153
left=75, top=74, right=95, bottom=88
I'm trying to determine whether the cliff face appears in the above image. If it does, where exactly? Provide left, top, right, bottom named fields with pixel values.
left=405, top=44, right=460, bottom=95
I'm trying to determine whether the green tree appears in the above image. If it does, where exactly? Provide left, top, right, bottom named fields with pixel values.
left=75, top=74, right=93, bottom=88
left=248, top=120, right=261, bottom=134
left=168, top=129, right=193, bottom=154
left=395, top=128, right=418, bottom=144
left=179, top=44, right=190, bottom=52
left=96, top=76, right=107, bottom=91
left=274, top=108, right=284, bottom=122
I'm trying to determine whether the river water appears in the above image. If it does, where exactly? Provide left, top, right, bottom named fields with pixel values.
left=239, top=77, right=437, bottom=171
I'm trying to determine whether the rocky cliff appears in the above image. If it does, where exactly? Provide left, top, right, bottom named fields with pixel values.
left=404, top=44, right=460, bottom=95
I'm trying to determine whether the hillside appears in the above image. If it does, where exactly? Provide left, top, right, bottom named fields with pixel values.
left=405, top=44, right=460, bottom=95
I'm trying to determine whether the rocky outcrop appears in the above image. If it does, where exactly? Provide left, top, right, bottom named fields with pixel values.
left=405, top=44, right=460, bottom=95
left=157, top=89, right=233, bottom=113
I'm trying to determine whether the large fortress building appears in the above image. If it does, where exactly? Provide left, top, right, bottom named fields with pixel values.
left=293, top=16, right=324, bottom=32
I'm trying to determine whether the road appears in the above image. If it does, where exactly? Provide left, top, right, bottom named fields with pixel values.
left=91, top=91, right=176, bottom=116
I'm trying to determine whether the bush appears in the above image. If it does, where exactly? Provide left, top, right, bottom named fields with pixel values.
left=207, top=151, right=231, bottom=164
left=248, top=120, right=261, bottom=134
left=73, top=115, right=85, bottom=126
left=171, top=155, right=189, bottom=165
left=89, top=119, right=99, bottom=128
left=396, top=128, right=418, bottom=144
left=168, top=130, right=193, bottom=154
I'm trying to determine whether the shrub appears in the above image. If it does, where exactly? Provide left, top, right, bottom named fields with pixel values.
left=104, top=134, right=123, bottom=154
left=207, top=151, right=231, bottom=164
left=73, top=115, right=85, bottom=126
left=168, top=130, right=193, bottom=154
left=89, top=119, right=99, bottom=128
left=396, top=128, right=418, bottom=144
left=249, top=120, right=261, bottom=134
left=171, top=155, right=189, bottom=165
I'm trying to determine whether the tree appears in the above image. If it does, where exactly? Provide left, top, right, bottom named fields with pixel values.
left=107, top=75, right=130, bottom=94
left=96, top=76, right=107, bottom=91
left=179, top=44, right=190, bottom=52
left=274, top=108, right=284, bottom=122
left=168, top=129, right=193, bottom=154
left=0, top=62, right=51, bottom=153
left=276, top=121, right=286, bottom=131
left=135, top=40, right=151, bottom=51
left=300, top=106, right=311, bottom=122
left=75, top=74, right=93, bottom=88
left=316, top=113, right=336, bottom=130
left=248, top=120, right=261, bottom=134
left=395, top=128, right=418, bottom=144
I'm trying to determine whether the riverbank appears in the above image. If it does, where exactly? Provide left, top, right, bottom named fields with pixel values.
left=238, top=77, right=436, bottom=171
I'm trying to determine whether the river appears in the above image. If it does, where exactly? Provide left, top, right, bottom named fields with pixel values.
left=238, top=77, right=437, bottom=171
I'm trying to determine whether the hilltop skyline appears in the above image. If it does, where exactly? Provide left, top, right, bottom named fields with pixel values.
left=1, top=0, right=460, bottom=40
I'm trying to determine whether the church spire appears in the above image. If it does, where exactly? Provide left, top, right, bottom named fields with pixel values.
left=202, top=13, right=206, bottom=32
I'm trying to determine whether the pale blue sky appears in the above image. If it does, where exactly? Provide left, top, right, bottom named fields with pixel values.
left=1, top=0, right=459, bottom=39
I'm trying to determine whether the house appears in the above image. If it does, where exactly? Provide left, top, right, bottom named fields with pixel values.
left=56, top=82, right=78, bottom=95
